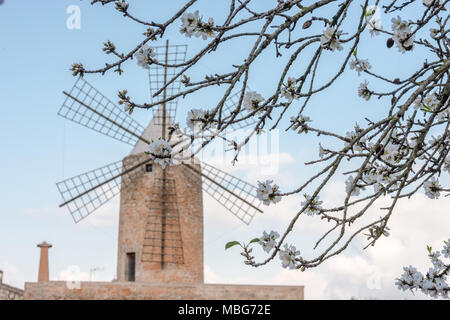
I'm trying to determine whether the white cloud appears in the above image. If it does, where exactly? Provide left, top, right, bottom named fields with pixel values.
left=0, top=261, right=25, bottom=289
left=203, top=188, right=450, bottom=300
left=78, top=198, right=120, bottom=227
left=58, top=265, right=90, bottom=283
left=203, top=151, right=295, bottom=178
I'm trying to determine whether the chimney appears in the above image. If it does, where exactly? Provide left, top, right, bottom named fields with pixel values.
left=37, top=241, right=52, bottom=282
left=0, top=270, right=3, bottom=284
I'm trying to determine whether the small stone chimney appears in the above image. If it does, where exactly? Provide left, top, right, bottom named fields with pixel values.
left=37, top=241, right=52, bottom=282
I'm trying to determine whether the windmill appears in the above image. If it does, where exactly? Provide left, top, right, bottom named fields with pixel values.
left=56, top=40, right=263, bottom=283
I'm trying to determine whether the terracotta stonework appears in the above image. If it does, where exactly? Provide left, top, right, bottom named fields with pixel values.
left=116, top=155, right=204, bottom=284
left=23, top=281, right=303, bottom=300
left=37, top=242, right=52, bottom=282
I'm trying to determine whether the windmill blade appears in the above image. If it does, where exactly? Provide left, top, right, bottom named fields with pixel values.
left=58, top=77, right=148, bottom=146
left=219, top=90, right=259, bottom=133
left=182, top=161, right=263, bottom=225
left=57, top=157, right=151, bottom=223
left=186, top=91, right=259, bottom=155
left=149, top=43, right=187, bottom=126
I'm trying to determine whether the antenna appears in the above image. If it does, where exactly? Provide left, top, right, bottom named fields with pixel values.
left=89, top=267, right=104, bottom=281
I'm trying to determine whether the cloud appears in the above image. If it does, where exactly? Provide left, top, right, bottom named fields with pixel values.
left=203, top=151, right=295, bottom=179
left=0, top=261, right=25, bottom=289
left=203, top=188, right=450, bottom=300
left=78, top=198, right=120, bottom=228
left=57, top=265, right=90, bottom=283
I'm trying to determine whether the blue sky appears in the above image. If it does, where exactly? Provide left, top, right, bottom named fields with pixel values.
left=0, top=1, right=449, bottom=299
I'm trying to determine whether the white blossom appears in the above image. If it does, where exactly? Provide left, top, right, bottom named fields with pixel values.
left=431, top=251, right=446, bottom=271
left=186, top=108, right=207, bottom=131
left=444, top=156, right=450, bottom=174
left=195, top=17, right=215, bottom=40
left=180, top=11, right=200, bottom=37
left=358, top=80, right=372, bottom=101
left=318, top=143, right=327, bottom=159
left=349, top=58, right=371, bottom=76
left=428, top=135, right=446, bottom=153
left=391, top=16, right=415, bottom=53
left=415, top=92, right=440, bottom=111
left=320, top=26, right=343, bottom=51
left=423, top=177, right=441, bottom=199
left=244, top=90, right=264, bottom=113
left=256, top=180, right=281, bottom=206
left=148, top=139, right=173, bottom=169
left=180, top=11, right=215, bottom=40
left=370, top=165, right=400, bottom=194
left=442, top=239, right=450, bottom=258
left=345, top=175, right=362, bottom=197
left=115, top=0, right=129, bottom=12
left=430, top=28, right=440, bottom=40
left=380, top=142, right=399, bottom=165
left=301, top=195, right=323, bottom=216
left=279, top=244, right=300, bottom=270
left=362, top=170, right=378, bottom=184
left=258, top=230, right=280, bottom=253
left=290, top=115, right=311, bottom=133
left=135, top=44, right=156, bottom=69
left=422, top=0, right=444, bottom=7
left=281, top=77, right=298, bottom=101
left=367, top=13, right=382, bottom=36
left=438, top=105, right=450, bottom=121
left=396, top=265, right=424, bottom=291
left=345, top=130, right=367, bottom=152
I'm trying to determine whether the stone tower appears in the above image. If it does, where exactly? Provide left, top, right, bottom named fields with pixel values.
left=116, top=112, right=204, bottom=284
left=37, top=241, right=52, bottom=282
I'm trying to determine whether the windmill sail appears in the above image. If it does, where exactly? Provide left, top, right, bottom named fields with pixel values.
left=148, top=43, right=187, bottom=126
left=182, top=161, right=263, bottom=225
left=219, top=90, right=259, bottom=132
left=56, top=157, right=150, bottom=223
left=58, top=77, right=147, bottom=146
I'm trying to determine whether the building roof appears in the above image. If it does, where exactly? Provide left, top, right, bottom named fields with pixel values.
left=130, top=105, right=175, bottom=155
left=130, top=106, right=191, bottom=163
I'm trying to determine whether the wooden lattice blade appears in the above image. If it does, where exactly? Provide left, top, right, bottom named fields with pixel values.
left=219, top=90, right=259, bottom=133
left=148, top=43, right=187, bottom=126
left=58, top=77, right=148, bottom=146
left=57, top=157, right=150, bottom=223
left=182, top=161, right=263, bottom=225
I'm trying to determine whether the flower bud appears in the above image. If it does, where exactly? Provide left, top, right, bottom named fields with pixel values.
left=302, top=20, right=312, bottom=29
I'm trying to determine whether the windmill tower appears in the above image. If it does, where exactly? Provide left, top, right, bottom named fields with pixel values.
left=56, top=41, right=264, bottom=285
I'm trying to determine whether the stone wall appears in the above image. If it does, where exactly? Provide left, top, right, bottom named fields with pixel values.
left=0, top=283, right=24, bottom=300
left=117, top=155, right=204, bottom=284
left=23, top=281, right=303, bottom=300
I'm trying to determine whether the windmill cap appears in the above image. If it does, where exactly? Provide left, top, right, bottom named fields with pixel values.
left=130, top=105, right=191, bottom=162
